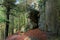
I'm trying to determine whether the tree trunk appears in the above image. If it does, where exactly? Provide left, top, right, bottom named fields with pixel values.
left=45, top=0, right=60, bottom=35
left=19, top=15, right=21, bottom=30
left=11, top=15, right=14, bottom=35
left=5, top=7, right=10, bottom=39
left=39, top=0, right=46, bottom=31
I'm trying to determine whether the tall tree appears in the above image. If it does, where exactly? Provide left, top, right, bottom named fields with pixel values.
left=3, top=0, right=16, bottom=38
left=45, top=0, right=60, bottom=35
left=38, top=0, right=46, bottom=31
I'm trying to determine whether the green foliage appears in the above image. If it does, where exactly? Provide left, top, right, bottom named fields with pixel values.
left=0, top=0, right=39, bottom=38
left=3, top=0, right=16, bottom=9
left=3, top=0, right=16, bottom=5
left=0, top=0, right=3, bottom=4
left=0, top=6, right=6, bottom=23
left=0, top=17, right=5, bottom=22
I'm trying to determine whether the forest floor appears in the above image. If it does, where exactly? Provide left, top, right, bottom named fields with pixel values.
left=46, top=32, right=60, bottom=40
left=48, top=36, right=60, bottom=40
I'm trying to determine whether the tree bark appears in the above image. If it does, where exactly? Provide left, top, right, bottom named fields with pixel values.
left=5, top=7, right=10, bottom=39
left=45, top=0, right=60, bottom=35
left=11, top=15, right=14, bottom=35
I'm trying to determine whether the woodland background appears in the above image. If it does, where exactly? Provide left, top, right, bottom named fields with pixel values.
left=0, top=0, right=60, bottom=40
